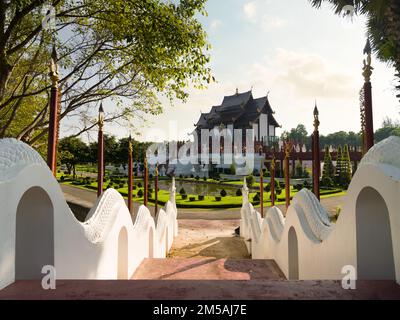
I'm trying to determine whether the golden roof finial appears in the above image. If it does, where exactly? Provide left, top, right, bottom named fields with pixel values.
left=128, top=134, right=133, bottom=154
left=313, top=101, right=320, bottom=132
left=49, top=44, right=59, bottom=87
left=362, top=38, right=373, bottom=82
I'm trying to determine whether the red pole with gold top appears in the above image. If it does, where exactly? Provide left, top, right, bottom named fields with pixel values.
left=312, top=104, right=321, bottom=200
left=47, top=45, right=59, bottom=176
left=270, top=155, right=276, bottom=207
left=154, top=164, right=159, bottom=216
left=260, top=160, right=264, bottom=218
left=284, top=140, right=293, bottom=209
left=97, top=103, right=104, bottom=197
left=362, top=39, right=374, bottom=151
left=144, top=157, right=148, bottom=207
left=127, top=135, right=133, bottom=213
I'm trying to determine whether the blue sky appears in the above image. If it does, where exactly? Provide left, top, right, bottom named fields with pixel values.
left=64, top=0, right=400, bottom=142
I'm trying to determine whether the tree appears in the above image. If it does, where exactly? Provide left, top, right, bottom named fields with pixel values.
left=340, top=144, right=352, bottom=187
left=335, top=145, right=343, bottom=185
left=246, top=174, right=255, bottom=187
left=58, top=136, right=90, bottom=178
left=281, top=124, right=308, bottom=145
left=322, top=145, right=335, bottom=187
left=309, top=0, right=400, bottom=102
left=375, top=117, right=400, bottom=142
left=295, top=160, right=304, bottom=178
left=0, top=0, right=212, bottom=147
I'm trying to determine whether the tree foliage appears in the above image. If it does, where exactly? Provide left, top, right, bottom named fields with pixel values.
left=0, top=0, right=212, bottom=147
left=322, top=145, right=335, bottom=186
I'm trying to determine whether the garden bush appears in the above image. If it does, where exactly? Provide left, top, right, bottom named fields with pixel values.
left=294, top=184, right=303, bottom=192
left=189, top=197, right=196, bottom=202
left=118, top=183, right=124, bottom=189
left=253, top=193, right=260, bottom=202
left=276, top=187, right=283, bottom=196
left=220, top=189, right=227, bottom=197
left=179, top=187, right=186, bottom=195
left=133, top=185, right=137, bottom=190
left=246, top=174, right=255, bottom=187
left=181, top=194, right=188, bottom=200
left=264, top=184, right=271, bottom=192
left=60, top=175, right=65, bottom=182
left=179, top=174, right=183, bottom=179
left=236, top=189, right=242, bottom=197
left=203, top=176, right=207, bottom=182
left=195, top=176, right=200, bottom=181
left=321, top=176, right=334, bottom=188
left=215, top=196, right=222, bottom=202
left=137, top=182, right=143, bottom=188
left=198, top=195, right=205, bottom=201
left=303, top=180, right=311, bottom=189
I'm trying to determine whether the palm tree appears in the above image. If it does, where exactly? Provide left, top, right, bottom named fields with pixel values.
left=309, top=0, right=400, bottom=101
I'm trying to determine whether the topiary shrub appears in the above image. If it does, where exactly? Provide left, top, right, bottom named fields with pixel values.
left=179, top=187, right=186, bottom=195
left=137, top=182, right=143, bottom=188
left=149, top=174, right=153, bottom=179
left=220, top=189, right=227, bottom=197
left=60, top=175, right=65, bottom=182
left=236, top=189, right=242, bottom=197
left=181, top=194, right=188, bottom=200
left=195, top=175, right=200, bottom=181
left=148, top=188, right=153, bottom=194
left=203, top=176, right=207, bottom=182
left=276, top=187, right=283, bottom=196
left=189, top=197, right=196, bottom=202
left=264, top=184, right=271, bottom=192
left=137, top=189, right=144, bottom=198
left=179, top=174, right=183, bottom=179
left=303, top=180, right=311, bottom=189
left=198, top=195, right=205, bottom=201
left=246, top=174, right=255, bottom=187
left=133, top=185, right=137, bottom=190
left=215, top=196, right=222, bottom=202
left=253, top=193, right=260, bottom=202
left=321, top=176, right=334, bottom=188
left=294, top=184, right=303, bottom=192
left=118, top=183, right=124, bottom=189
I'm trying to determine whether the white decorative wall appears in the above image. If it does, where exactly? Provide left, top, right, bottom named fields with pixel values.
left=241, top=136, right=400, bottom=283
left=0, top=138, right=178, bottom=290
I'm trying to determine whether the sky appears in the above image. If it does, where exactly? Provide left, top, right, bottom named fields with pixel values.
left=64, top=0, right=400, bottom=143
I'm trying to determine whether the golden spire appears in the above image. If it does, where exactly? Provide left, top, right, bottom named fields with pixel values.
left=284, top=140, right=293, bottom=159
left=49, top=44, right=59, bottom=87
left=128, top=134, right=133, bottom=154
left=313, top=102, right=320, bottom=132
left=98, top=103, right=104, bottom=130
left=362, top=39, right=373, bottom=82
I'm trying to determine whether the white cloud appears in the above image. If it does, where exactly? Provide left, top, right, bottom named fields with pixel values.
left=243, top=1, right=257, bottom=20
left=261, top=16, right=287, bottom=31
left=243, top=1, right=287, bottom=31
left=210, top=19, right=222, bottom=31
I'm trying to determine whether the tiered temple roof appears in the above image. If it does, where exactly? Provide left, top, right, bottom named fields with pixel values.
left=195, top=90, right=280, bottom=129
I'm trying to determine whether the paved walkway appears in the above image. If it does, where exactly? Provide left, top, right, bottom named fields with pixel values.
left=2, top=280, right=400, bottom=300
